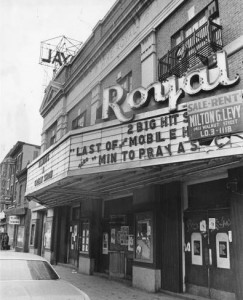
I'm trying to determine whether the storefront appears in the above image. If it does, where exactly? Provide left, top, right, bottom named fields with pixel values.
left=4, top=207, right=31, bottom=252
left=26, top=84, right=243, bottom=299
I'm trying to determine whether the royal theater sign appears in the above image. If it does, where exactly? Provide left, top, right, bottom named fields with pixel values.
left=26, top=51, right=243, bottom=194
left=102, top=51, right=240, bottom=122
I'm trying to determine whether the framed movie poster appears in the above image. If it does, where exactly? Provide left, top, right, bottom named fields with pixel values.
left=44, top=218, right=52, bottom=249
left=135, top=212, right=153, bottom=262
left=102, top=232, right=108, bottom=254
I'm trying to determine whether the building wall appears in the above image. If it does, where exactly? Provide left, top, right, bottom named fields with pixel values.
left=42, top=95, right=65, bottom=134
left=156, top=0, right=212, bottom=58
left=67, top=92, right=92, bottom=130
left=29, top=0, right=243, bottom=298
left=219, top=0, right=243, bottom=45
left=102, top=46, right=141, bottom=91
left=39, top=0, right=185, bottom=149
left=22, top=144, right=40, bottom=168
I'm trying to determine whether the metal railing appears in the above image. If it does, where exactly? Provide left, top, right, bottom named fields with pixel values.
left=158, top=20, right=223, bottom=82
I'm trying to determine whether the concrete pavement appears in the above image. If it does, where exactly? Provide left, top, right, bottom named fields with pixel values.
left=53, top=264, right=208, bottom=300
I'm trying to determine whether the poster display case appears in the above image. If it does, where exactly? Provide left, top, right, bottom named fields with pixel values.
left=135, top=212, right=153, bottom=262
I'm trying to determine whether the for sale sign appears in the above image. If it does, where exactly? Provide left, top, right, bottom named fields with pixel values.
left=188, top=90, right=243, bottom=140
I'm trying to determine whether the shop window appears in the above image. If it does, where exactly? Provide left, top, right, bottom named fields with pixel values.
left=135, top=212, right=153, bottom=263
left=79, top=221, right=89, bottom=253
left=72, top=111, right=86, bottom=130
left=30, top=223, right=36, bottom=246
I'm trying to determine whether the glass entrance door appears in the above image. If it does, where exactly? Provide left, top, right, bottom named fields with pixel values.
left=68, top=206, right=80, bottom=267
left=68, top=221, right=79, bottom=267
left=184, top=208, right=234, bottom=299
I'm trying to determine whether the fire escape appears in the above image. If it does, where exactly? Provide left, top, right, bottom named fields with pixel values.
left=158, top=20, right=223, bottom=82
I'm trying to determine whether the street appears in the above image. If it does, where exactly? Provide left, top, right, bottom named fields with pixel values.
left=54, top=264, right=207, bottom=300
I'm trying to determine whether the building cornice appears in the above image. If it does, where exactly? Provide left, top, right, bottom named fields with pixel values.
left=41, top=0, right=184, bottom=117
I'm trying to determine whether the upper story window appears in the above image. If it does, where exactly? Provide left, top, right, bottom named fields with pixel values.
left=72, top=111, right=86, bottom=130
left=90, top=101, right=100, bottom=126
left=18, top=184, right=22, bottom=204
left=50, top=130, right=56, bottom=146
left=173, top=15, right=208, bottom=47
left=117, top=72, right=133, bottom=93
left=16, top=153, right=23, bottom=173
left=33, top=150, right=39, bottom=160
left=106, top=72, right=133, bottom=117
left=158, top=0, right=222, bottom=82
left=46, top=122, right=57, bottom=149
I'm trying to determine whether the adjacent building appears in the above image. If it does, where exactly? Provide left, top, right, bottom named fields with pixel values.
left=0, top=142, right=40, bottom=251
left=25, top=1, right=243, bottom=300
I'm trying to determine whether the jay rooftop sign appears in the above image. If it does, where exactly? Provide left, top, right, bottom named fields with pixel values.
left=102, top=51, right=239, bottom=123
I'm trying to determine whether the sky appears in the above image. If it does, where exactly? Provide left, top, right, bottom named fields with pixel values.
left=0, top=0, right=116, bottom=161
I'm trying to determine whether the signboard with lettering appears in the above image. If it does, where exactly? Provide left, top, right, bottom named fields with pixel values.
left=9, top=216, right=20, bottom=225
left=26, top=139, right=70, bottom=194
left=69, top=110, right=192, bottom=172
left=26, top=92, right=243, bottom=195
left=188, top=90, right=243, bottom=140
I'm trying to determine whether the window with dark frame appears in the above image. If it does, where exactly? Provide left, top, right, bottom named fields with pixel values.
left=50, top=130, right=56, bottom=146
left=33, top=150, right=39, bottom=160
left=16, top=153, right=23, bottom=173
left=72, top=111, right=86, bottom=130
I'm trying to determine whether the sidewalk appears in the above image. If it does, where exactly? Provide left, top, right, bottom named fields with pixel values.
left=53, top=264, right=209, bottom=300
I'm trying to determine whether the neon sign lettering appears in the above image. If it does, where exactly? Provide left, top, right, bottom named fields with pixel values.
left=102, top=51, right=239, bottom=123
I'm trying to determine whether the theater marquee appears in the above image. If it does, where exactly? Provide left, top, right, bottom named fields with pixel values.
left=26, top=103, right=243, bottom=194
left=26, top=55, right=243, bottom=196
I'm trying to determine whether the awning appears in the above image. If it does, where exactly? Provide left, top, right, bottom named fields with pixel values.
left=4, top=207, right=27, bottom=216
left=0, top=211, right=6, bottom=220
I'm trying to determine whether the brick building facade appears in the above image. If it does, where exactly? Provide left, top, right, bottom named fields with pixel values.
left=26, top=1, right=243, bottom=299
left=0, top=142, right=40, bottom=251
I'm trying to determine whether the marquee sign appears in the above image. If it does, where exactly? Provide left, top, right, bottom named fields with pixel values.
left=69, top=110, right=190, bottom=171
left=26, top=97, right=243, bottom=195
